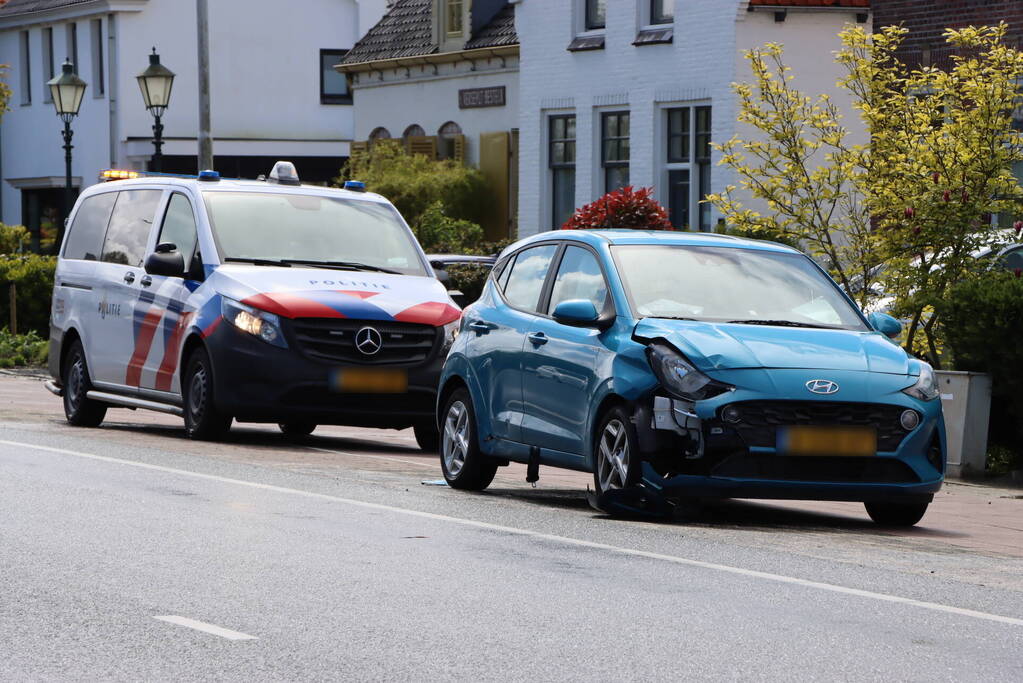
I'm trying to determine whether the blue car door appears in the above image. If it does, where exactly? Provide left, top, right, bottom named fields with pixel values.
left=521, top=244, right=615, bottom=456
left=464, top=243, right=559, bottom=444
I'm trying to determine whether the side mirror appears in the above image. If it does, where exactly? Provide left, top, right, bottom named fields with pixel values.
left=867, top=311, right=902, bottom=339
left=552, top=299, right=601, bottom=327
left=145, top=249, right=185, bottom=278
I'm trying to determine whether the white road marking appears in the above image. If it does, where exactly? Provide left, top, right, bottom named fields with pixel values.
left=153, top=615, right=257, bottom=641
left=306, top=445, right=438, bottom=469
left=5, top=438, right=1022, bottom=628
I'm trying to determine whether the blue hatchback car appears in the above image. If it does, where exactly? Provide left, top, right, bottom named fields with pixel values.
left=436, top=230, right=945, bottom=527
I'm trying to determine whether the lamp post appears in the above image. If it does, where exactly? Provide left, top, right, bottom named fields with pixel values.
left=136, top=48, right=176, bottom=172
left=47, top=60, right=87, bottom=249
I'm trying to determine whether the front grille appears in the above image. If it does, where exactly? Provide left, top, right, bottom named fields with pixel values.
left=290, top=319, right=438, bottom=365
left=725, top=401, right=909, bottom=453
left=711, top=454, right=919, bottom=484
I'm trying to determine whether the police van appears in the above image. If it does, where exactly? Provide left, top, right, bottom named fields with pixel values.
left=46, top=162, right=460, bottom=448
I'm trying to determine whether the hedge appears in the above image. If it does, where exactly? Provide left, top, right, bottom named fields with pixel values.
left=0, top=254, right=56, bottom=337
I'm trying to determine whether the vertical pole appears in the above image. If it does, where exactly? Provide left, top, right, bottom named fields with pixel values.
left=152, top=114, right=164, bottom=172
left=8, top=283, right=16, bottom=335
left=196, top=0, right=213, bottom=172
left=61, top=120, right=74, bottom=252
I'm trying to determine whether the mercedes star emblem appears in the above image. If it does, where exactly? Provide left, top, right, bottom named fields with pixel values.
left=355, top=326, right=383, bottom=356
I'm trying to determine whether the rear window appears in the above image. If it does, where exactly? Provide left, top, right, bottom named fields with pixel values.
left=102, top=190, right=163, bottom=267
left=63, top=192, right=116, bottom=261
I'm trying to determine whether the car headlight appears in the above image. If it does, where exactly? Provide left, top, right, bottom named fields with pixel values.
left=441, top=317, right=461, bottom=352
left=646, top=342, right=731, bottom=401
left=902, top=361, right=939, bottom=401
left=221, top=297, right=287, bottom=348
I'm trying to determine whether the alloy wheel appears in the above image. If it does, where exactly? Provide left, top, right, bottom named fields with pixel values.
left=442, top=400, right=470, bottom=478
left=597, top=418, right=630, bottom=491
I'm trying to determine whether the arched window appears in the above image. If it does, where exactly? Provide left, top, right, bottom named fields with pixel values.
left=438, top=121, right=463, bottom=160
left=403, top=124, right=425, bottom=139
left=369, top=127, right=391, bottom=141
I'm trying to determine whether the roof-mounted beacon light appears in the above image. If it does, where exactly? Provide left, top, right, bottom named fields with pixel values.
left=268, top=161, right=301, bottom=186
left=100, top=169, right=141, bottom=181
left=198, top=169, right=220, bottom=182
left=344, top=180, right=366, bottom=192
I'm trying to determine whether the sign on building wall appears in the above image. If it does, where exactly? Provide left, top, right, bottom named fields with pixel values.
left=459, top=86, right=506, bottom=109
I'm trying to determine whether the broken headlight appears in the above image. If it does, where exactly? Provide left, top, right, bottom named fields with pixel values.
left=902, top=361, right=939, bottom=401
left=646, top=342, right=731, bottom=402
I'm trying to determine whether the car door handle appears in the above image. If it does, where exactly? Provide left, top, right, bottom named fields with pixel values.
left=468, top=320, right=494, bottom=333
left=123, top=272, right=136, bottom=284
left=527, top=332, right=548, bottom=346
left=140, top=275, right=153, bottom=287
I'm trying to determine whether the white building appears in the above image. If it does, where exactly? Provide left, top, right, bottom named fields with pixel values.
left=516, top=0, right=871, bottom=235
left=0, top=0, right=388, bottom=251
left=338, top=0, right=519, bottom=240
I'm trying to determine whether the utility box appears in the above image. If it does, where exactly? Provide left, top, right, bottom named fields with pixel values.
left=935, top=371, right=992, bottom=478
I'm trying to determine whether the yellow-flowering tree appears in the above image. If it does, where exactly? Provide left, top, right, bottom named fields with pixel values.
left=709, top=24, right=1023, bottom=365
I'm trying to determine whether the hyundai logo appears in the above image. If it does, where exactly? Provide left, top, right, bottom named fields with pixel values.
left=806, top=379, right=840, bottom=395
left=355, top=326, right=383, bottom=356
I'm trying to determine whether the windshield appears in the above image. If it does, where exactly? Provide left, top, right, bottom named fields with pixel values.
left=202, top=191, right=428, bottom=276
left=613, top=245, right=868, bottom=330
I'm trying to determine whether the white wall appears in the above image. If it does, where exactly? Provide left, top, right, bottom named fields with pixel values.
left=351, top=61, right=519, bottom=166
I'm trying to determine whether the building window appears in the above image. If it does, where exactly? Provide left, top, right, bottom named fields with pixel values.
left=19, top=30, right=31, bottom=105
left=403, top=124, right=425, bottom=139
left=91, top=19, right=104, bottom=96
left=369, top=127, right=391, bottom=141
left=42, top=28, right=54, bottom=103
left=446, top=0, right=464, bottom=36
left=549, top=114, right=576, bottom=229
left=66, top=22, right=78, bottom=71
left=585, top=0, right=606, bottom=30
left=320, top=49, right=351, bottom=104
left=665, top=105, right=712, bottom=231
left=602, top=111, right=630, bottom=192
left=438, top=121, right=463, bottom=160
left=650, top=0, right=674, bottom=25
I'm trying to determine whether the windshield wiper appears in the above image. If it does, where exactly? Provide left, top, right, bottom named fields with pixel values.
left=651, top=316, right=700, bottom=321
left=280, top=259, right=400, bottom=274
left=727, top=319, right=828, bottom=329
left=224, top=257, right=291, bottom=267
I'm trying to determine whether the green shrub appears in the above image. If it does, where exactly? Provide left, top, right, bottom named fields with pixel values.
left=414, top=201, right=484, bottom=254
left=0, top=224, right=30, bottom=253
left=0, top=328, right=48, bottom=368
left=0, top=254, right=57, bottom=337
left=938, top=272, right=1023, bottom=462
left=341, top=141, right=492, bottom=228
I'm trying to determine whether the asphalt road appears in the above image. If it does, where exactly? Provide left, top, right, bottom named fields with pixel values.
left=1, top=374, right=1022, bottom=681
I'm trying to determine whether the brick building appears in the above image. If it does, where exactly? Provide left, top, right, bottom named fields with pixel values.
left=872, top=0, right=1023, bottom=68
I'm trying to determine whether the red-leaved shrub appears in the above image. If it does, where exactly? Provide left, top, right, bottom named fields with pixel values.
left=561, top=186, right=673, bottom=231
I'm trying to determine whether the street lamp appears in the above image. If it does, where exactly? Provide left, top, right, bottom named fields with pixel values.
left=47, top=59, right=87, bottom=248
left=136, top=48, right=175, bottom=172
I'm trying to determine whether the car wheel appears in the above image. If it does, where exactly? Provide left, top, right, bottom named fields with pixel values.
left=864, top=501, right=929, bottom=527
left=593, top=406, right=641, bottom=496
left=413, top=420, right=440, bottom=452
left=183, top=347, right=232, bottom=440
left=440, top=389, right=497, bottom=490
left=278, top=422, right=316, bottom=436
left=62, top=340, right=107, bottom=427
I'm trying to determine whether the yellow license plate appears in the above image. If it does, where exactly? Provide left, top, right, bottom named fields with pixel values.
left=331, top=368, right=408, bottom=394
left=777, top=426, right=877, bottom=457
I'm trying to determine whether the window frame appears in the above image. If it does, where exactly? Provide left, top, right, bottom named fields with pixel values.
left=549, top=113, right=577, bottom=230
left=42, top=27, right=54, bottom=104
left=495, top=241, right=563, bottom=316
left=319, top=48, right=352, bottom=105
left=601, top=110, right=630, bottom=193
left=446, top=0, right=465, bottom=37
left=544, top=241, right=615, bottom=319
left=649, top=0, right=674, bottom=27
left=19, top=30, right=32, bottom=105
left=99, top=188, right=164, bottom=268
left=584, top=0, right=607, bottom=31
left=91, top=19, right=104, bottom=97
left=66, top=22, right=78, bottom=72
left=61, top=190, right=118, bottom=261
left=662, top=104, right=713, bottom=231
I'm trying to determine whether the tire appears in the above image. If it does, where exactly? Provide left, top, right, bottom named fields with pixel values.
left=439, top=389, right=497, bottom=490
left=413, top=420, right=440, bottom=452
left=61, top=340, right=107, bottom=427
left=279, top=422, right=316, bottom=436
left=182, top=347, right=232, bottom=440
left=593, top=405, right=641, bottom=497
left=864, top=501, right=929, bottom=527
